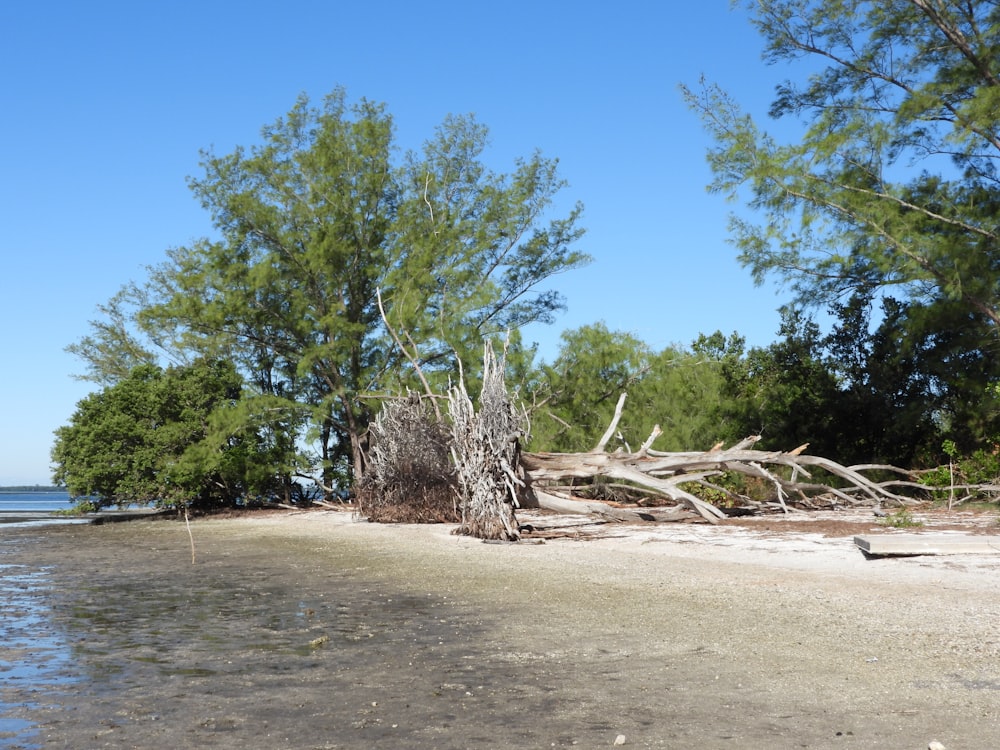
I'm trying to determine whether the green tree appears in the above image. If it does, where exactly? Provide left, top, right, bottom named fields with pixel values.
left=622, top=340, right=746, bottom=453
left=709, top=293, right=1000, bottom=467
left=818, top=290, right=938, bottom=465
left=862, top=296, right=1000, bottom=460
left=528, top=324, right=739, bottom=453
left=529, top=323, right=651, bottom=451
left=52, top=360, right=270, bottom=509
left=71, top=89, right=588, bottom=491
left=685, top=330, right=749, bottom=447
left=683, top=0, right=1000, bottom=328
left=718, top=308, right=842, bottom=454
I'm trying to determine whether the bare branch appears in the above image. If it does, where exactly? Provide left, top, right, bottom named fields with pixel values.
left=376, top=287, right=441, bottom=421
left=593, top=393, right=627, bottom=453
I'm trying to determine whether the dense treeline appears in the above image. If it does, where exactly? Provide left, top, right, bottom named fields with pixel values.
left=531, top=288, right=1000, bottom=472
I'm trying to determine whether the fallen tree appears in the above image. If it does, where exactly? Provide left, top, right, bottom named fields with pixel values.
left=519, top=393, right=922, bottom=524
left=362, top=338, right=931, bottom=538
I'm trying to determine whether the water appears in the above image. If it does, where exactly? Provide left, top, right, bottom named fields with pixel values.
left=0, top=524, right=512, bottom=748
left=0, top=492, right=73, bottom=513
left=0, top=553, right=78, bottom=749
left=0, top=492, right=85, bottom=528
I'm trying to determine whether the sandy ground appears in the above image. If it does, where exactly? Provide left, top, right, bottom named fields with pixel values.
left=2, top=507, right=999, bottom=749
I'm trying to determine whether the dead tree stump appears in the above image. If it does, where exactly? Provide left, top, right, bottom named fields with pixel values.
left=356, top=392, right=459, bottom=523
left=449, top=342, right=526, bottom=541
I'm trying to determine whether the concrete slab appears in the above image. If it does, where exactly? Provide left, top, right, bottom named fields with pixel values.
left=855, top=534, right=1000, bottom=557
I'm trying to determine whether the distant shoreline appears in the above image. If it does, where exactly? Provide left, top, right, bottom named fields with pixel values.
left=0, top=486, right=66, bottom=493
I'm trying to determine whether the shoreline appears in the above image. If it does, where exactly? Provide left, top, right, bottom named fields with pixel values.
left=2, top=510, right=998, bottom=748
left=0, top=508, right=167, bottom=525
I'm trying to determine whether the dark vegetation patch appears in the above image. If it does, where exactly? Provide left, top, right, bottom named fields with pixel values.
left=356, top=394, right=460, bottom=524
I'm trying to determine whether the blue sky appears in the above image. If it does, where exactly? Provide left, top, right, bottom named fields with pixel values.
left=1, top=1, right=792, bottom=486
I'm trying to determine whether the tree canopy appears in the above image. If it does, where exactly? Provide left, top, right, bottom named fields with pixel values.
left=528, top=323, right=741, bottom=454
left=69, top=89, right=588, bottom=493
left=683, top=0, right=1000, bottom=329
left=51, top=359, right=274, bottom=508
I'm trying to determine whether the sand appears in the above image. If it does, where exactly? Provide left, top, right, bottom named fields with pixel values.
left=2, top=508, right=999, bottom=749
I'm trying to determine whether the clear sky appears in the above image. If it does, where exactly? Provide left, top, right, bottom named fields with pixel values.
left=1, top=1, right=792, bottom=486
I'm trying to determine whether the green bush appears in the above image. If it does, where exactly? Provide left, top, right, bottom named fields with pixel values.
left=919, top=441, right=1000, bottom=503
left=880, top=508, right=923, bottom=528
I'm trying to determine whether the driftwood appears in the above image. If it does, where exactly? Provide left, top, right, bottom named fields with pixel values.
left=448, top=342, right=526, bottom=541
left=519, top=394, right=922, bottom=524
left=363, top=321, right=935, bottom=537
left=528, top=488, right=697, bottom=523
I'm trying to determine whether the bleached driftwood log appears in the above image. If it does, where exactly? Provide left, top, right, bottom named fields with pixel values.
left=520, top=394, right=920, bottom=524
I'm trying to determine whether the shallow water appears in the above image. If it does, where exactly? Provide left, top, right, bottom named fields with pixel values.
left=0, top=524, right=514, bottom=748
left=0, top=493, right=71, bottom=512
left=0, top=492, right=87, bottom=529
left=0, top=553, right=79, bottom=749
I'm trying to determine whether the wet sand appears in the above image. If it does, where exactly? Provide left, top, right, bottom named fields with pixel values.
left=2, top=510, right=999, bottom=749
